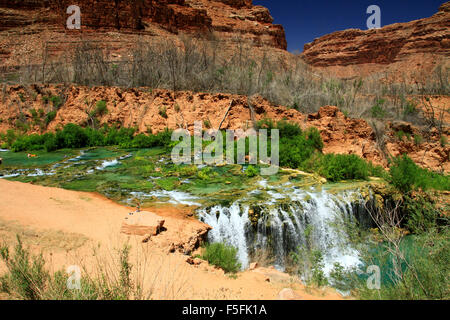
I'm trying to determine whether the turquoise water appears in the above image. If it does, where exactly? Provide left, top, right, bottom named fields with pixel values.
left=358, top=236, right=420, bottom=286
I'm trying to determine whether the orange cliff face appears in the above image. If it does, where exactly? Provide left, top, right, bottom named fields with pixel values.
left=301, top=2, right=450, bottom=79
left=0, top=0, right=287, bottom=69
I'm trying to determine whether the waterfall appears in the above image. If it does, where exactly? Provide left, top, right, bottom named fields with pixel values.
left=197, top=188, right=365, bottom=276
left=198, top=203, right=251, bottom=269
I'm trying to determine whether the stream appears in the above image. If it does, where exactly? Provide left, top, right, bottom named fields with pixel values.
left=0, top=147, right=378, bottom=282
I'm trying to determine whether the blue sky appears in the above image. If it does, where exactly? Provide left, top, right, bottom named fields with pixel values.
left=253, top=0, right=447, bottom=52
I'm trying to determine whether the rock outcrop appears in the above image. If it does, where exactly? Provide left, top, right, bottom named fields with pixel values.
left=307, top=106, right=386, bottom=166
left=0, top=0, right=286, bottom=69
left=121, top=211, right=165, bottom=236
left=302, top=2, right=450, bottom=79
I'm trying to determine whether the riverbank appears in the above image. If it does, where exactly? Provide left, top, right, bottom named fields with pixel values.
left=0, top=179, right=345, bottom=300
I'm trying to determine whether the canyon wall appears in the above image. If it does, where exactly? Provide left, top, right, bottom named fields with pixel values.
left=301, top=2, right=450, bottom=79
left=0, top=0, right=287, bottom=70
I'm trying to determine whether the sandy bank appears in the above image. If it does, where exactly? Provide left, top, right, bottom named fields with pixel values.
left=0, top=179, right=345, bottom=300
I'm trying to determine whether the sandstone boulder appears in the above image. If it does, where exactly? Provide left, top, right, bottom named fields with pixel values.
left=249, top=262, right=258, bottom=270
left=121, top=211, right=165, bottom=237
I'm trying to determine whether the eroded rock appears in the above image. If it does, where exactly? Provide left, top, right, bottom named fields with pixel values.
left=120, top=211, right=165, bottom=236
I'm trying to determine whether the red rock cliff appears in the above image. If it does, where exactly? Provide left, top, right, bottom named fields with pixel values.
left=301, top=2, right=450, bottom=78
left=0, top=0, right=287, bottom=69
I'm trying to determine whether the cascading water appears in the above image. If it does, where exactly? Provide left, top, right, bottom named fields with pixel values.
left=199, top=203, right=251, bottom=268
left=198, top=187, right=366, bottom=277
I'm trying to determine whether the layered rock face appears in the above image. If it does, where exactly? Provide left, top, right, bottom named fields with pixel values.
left=302, top=2, right=450, bottom=78
left=46, top=0, right=212, bottom=32
left=0, top=0, right=286, bottom=69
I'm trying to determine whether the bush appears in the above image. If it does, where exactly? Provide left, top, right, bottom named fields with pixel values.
left=305, top=127, right=323, bottom=152
left=201, top=242, right=241, bottom=273
left=367, top=161, right=387, bottom=178
left=91, top=100, right=108, bottom=117
left=11, top=134, right=48, bottom=152
left=317, top=154, right=369, bottom=182
left=85, top=127, right=105, bottom=147
left=104, top=127, right=135, bottom=147
left=279, top=135, right=314, bottom=169
left=0, top=238, right=140, bottom=300
left=389, top=155, right=450, bottom=192
left=0, top=236, right=48, bottom=300
left=49, top=96, right=63, bottom=109
left=43, top=134, right=58, bottom=152
left=413, top=134, right=423, bottom=146
left=45, top=111, right=57, bottom=126
left=404, top=194, right=441, bottom=234
left=4, top=123, right=174, bottom=152
left=245, top=165, right=258, bottom=177
left=371, top=99, right=386, bottom=119
left=57, top=123, right=89, bottom=149
left=258, top=120, right=324, bottom=170
left=275, top=120, right=303, bottom=138
left=159, top=106, right=168, bottom=119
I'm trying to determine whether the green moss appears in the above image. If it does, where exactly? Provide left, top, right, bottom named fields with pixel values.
left=155, top=177, right=179, bottom=191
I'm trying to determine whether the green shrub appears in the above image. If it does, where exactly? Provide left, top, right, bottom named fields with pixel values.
left=280, top=135, right=313, bottom=169
left=91, top=100, right=108, bottom=117
left=245, top=165, right=258, bottom=177
left=317, top=154, right=369, bottom=182
left=309, top=250, right=328, bottom=287
left=30, top=109, right=38, bottom=120
left=371, top=99, right=386, bottom=119
left=395, top=130, right=406, bottom=141
left=57, top=123, right=88, bottom=149
left=305, top=127, right=323, bottom=152
left=367, top=161, right=387, bottom=178
left=104, top=127, right=135, bottom=147
left=131, top=128, right=173, bottom=149
left=389, top=155, right=417, bottom=192
left=84, top=127, right=105, bottom=147
left=45, top=111, right=57, bottom=126
left=255, top=118, right=275, bottom=131
left=0, top=238, right=140, bottom=300
left=389, top=155, right=450, bottom=192
left=0, top=236, right=48, bottom=300
left=404, top=194, right=440, bottom=234
left=413, top=134, right=423, bottom=146
left=402, top=101, right=418, bottom=117
left=159, top=106, right=168, bottom=119
left=49, top=96, right=63, bottom=109
left=201, top=242, right=241, bottom=273
left=4, top=123, right=173, bottom=152
left=43, top=134, right=58, bottom=152
left=276, top=120, right=303, bottom=138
